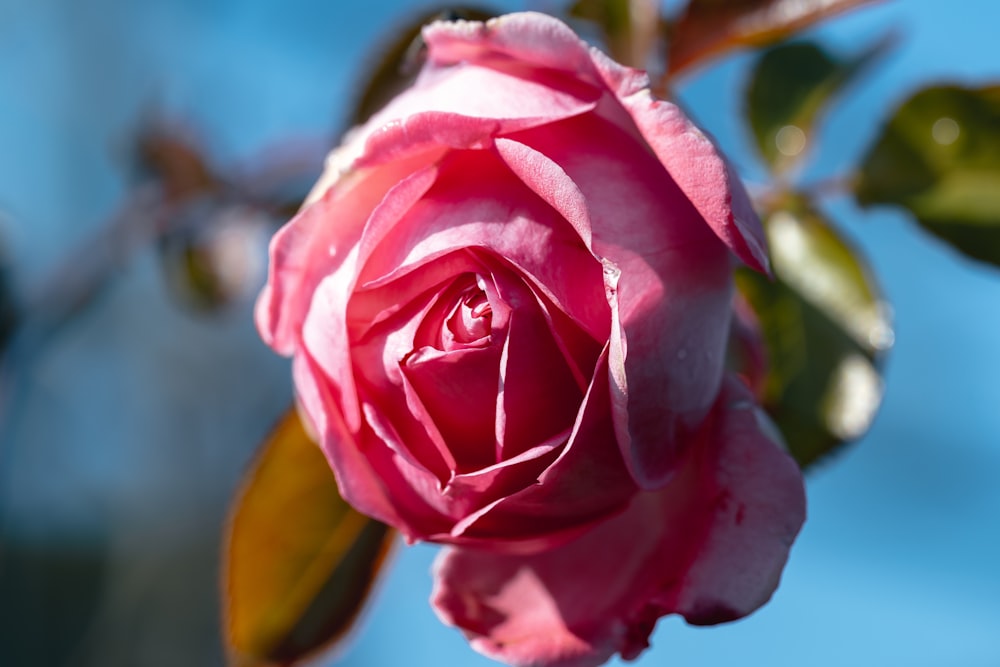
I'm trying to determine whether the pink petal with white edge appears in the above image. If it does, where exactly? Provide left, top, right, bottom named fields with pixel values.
left=588, top=46, right=770, bottom=274
left=423, top=12, right=595, bottom=76
left=431, top=376, right=805, bottom=667
left=355, top=52, right=600, bottom=169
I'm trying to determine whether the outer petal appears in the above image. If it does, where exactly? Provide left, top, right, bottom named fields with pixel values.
left=431, top=376, right=806, bottom=667
left=292, top=348, right=401, bottom=529
left=505, top=116, right=733, bottom=488
left=652, top=378, right=805, bottom=627
left=588, top=47, right=769, bottom=274
left=256, top=152, right=435, bottom=356
left=423, top=12, right=596, bottom=77
left=422, top=12, right=767, bottom=273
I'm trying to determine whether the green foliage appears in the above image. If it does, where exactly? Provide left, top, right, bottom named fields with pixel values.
left=856, top=84, right=1000, bottom=267
left=747, top=37, right=890, bottom=174
left=224, top=409, right=395, bottom=667
left=569, top=0, right=635, bottom=65
left=738, top=195, right=891, bottom=468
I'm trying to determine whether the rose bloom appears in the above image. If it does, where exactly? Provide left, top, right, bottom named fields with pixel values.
left=257, top=12, right=805, bottom=667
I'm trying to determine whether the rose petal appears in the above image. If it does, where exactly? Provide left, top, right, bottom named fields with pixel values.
left=292, top=348, right=401, bottom=529
left=298, top=162, right=443, bottom=432
left=423, top=13, right=596, bottom=79
left=354, top=149, right=608, bottom=342
left=588, top=48, right=769, bottom=274
left=402, top=344, right=502, bottom=472
left=357, top=66, right=599, bottom=169
left=350, top=250, right=486, bottom=338
left=300, top=342, right=540, bottom=545
left=257, top=151, right=438, bottom=356
left=449, top=351, right=634, bottom=549
left=349, top=278, right=462, bottom=482
left=652, top=378, right=806, bottom=627
left=431, top=376, right=806, bottom=667
left=506, top=115, right=733, bottom=488
left=494, top=137, right=593, bottom=252
left=491, top=266, right=588, bottom=460
left=423, top=12, right=767, bottom=274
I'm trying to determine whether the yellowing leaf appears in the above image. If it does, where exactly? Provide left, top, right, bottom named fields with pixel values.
left=224, top=408, right=395, bottom=666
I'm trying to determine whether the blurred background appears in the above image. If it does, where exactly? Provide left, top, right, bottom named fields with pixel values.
left=1, top=0, right=998, bottom=665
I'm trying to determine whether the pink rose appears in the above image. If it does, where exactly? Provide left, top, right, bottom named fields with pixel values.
left=257, top=11, right=805, bottom=666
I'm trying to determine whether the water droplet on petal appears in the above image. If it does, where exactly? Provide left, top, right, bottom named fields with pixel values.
left=601, top=257, right=621, bottom=280
left=601, top=257, right=621, bottom=300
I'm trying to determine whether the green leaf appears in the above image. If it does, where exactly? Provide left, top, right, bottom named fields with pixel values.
left=737, top=195, right=892, bottom=468
left=224, top=409, right=396, bottom=666
left=856, top=84, right=1000, bottom=267
left=666, top=0, right=879, bottom=77
left=746, top=37, right=891, bottom=174
left=349, top=7, right=495, bottom=127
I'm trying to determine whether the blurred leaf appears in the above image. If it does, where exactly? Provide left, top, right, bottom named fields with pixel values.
left=570, top=0, right=659, bottom=68
left=0, top=235, right=17, bottom=355
left=666, top=0, right=880, bottom=77
left=737, top=195, right=892, bottom=467
left=856, top=84, right=1000, bottom=267
left=224, top=409, right=396, bottom=666
left=350, top=7, right=495, bottom=127
left=727, top=292, right=769, bottom=398
left=0, top=537, right=108, bottom=667
left=158, top=196, right=274, bottom=314
left=571, top=0, right=631, bottom=60
left=746, top=36, right=891, bottom=174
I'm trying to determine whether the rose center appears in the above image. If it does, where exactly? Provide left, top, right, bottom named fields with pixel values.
left=446, top=284, right=492, bottom=346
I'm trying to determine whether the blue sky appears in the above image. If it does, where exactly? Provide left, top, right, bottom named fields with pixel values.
left=1, top=1, right=998, bottom=666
